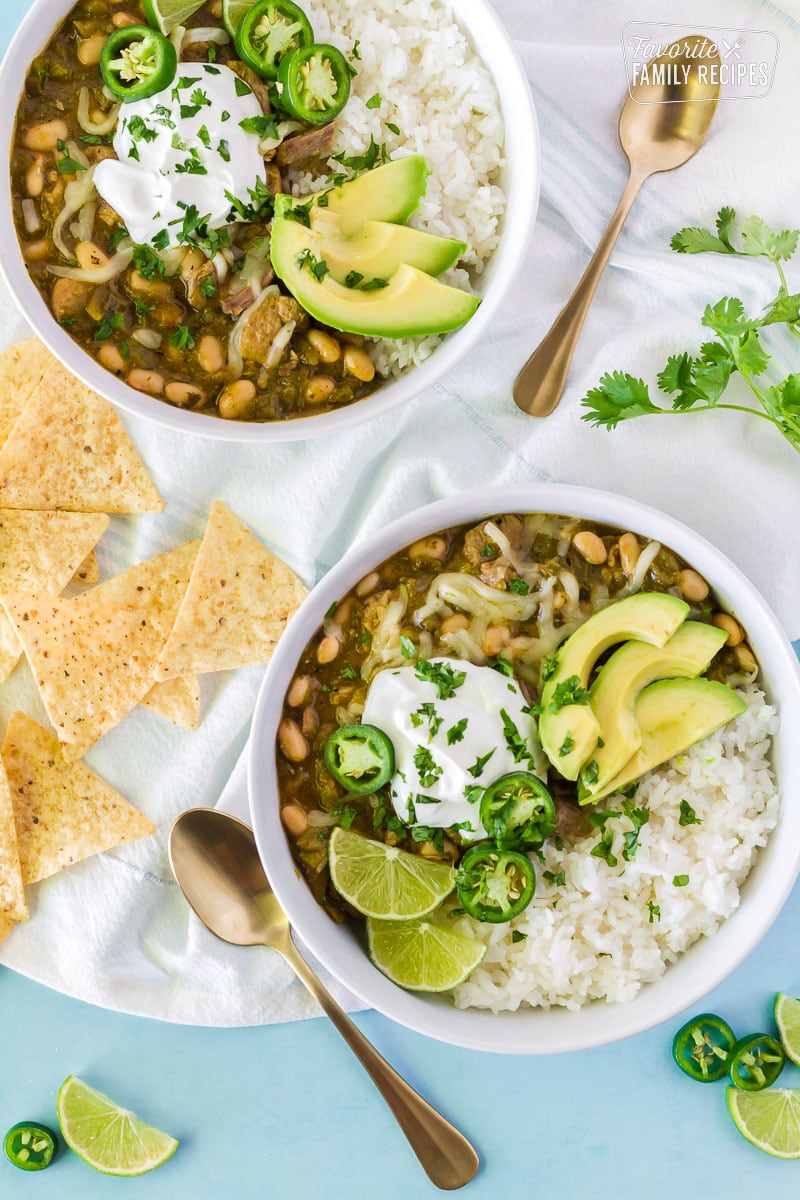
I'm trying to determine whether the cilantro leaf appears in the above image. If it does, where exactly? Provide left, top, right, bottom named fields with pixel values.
left=581, top=371, right=660, bottom=428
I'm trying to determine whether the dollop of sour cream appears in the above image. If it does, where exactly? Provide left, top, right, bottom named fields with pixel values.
left=361, top=658, right=542, bottom=841
left=94, top=63, right=268, bottom=249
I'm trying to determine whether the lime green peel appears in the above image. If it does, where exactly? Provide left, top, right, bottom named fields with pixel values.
left=57, top=1075, right=178, bottom=1177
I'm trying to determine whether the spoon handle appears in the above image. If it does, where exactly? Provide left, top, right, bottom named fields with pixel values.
left=278, top=936, right=479, bottom=1190
left=513, top=167, right=647, bottom=418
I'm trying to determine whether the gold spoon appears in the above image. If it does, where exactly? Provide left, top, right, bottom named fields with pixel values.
left=513, top=34, right=721, bottom=417
left=169, top=808, right=480, bottom=1191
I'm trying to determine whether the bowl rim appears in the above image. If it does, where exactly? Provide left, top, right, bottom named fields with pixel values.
left=0, top=0, right=540, bottom=442
left=249, top=483, right=800, bottom=1054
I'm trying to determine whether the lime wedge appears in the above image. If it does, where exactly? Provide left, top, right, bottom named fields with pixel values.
left=367, top=916, right=486, bottom=992
left=726, top=1087, right=800, bottom=1159
left=775, top=993, right=800, bottom=1065
left=57, top=1076, right=178, bottom=1177
left=328, top=827, right=455, bottom=920
left=222, top=0, right=259, bottom=37
left=142, top=0, right=207, bottom=35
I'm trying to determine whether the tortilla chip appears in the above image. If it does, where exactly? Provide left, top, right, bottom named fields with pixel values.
left=0, top=756, right=27, bottom=921
left=73, top=551, right=99, bottom=585
left=0, top=509, right=109, bottom=682
left=155, top=502, right=307, bottom=679
left=2, top=711, right=154, bottom=884
left=90, top=541, right=202, bottom=728
left=0, top=361, right=163, bottom=513
left=0, top=338, right=58, bottom=449
left=91, top=540, right=200, bottom=608
left=141, top=676, right=201, bottom=730
left=0, top=915, right=15, bottom=948
left=0, top=617, right=20, bottom=684
left=1, top=592, right=175, bottom=760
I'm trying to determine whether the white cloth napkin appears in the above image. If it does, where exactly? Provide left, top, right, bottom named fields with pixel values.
left=1, top=0, right=798, bottom=1026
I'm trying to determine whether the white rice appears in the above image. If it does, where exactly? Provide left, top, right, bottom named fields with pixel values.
left=286, top=0, right=507, bottom=375
left=452, top=687, right=779, bottom=1012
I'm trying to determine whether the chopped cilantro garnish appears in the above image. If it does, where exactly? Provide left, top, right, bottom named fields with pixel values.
left=558, top=733, right=574, bottom=757
left=464, top=784, right=484, bottom=805
left=386, top=122, right=400, bottom=136
left=490, top=655, right=514, bottom=678
left=415, top=659, right=466, bottom=700
left=344, top=270, right=364, bottom=288
left=296, top=248, right=329, bottom=281
left=543, top=869, right=566, bottom=887
left=234, top=76, right=252, bottom=97
left=511, top=930, right=527, bottom=943
left=540, top=655, right=559, bottom=682
left=240, top=115, right=280, bottom=139
left=108, top=227, right=130, bottom=252
left=169, top=324, right=196, bottom=351
left=338, top=805, right=357, bottom=830
left=127, top=115, right=157, bottom=143
left=80, top=133, right=112, bottom=146
left=132, top=245, right=168, bottom=280
left=467, top=748, right=495, bottom=779
left=197, top=124, right=211, bottom=148
left=588, top=810, right=621, bottom=867
left=413, top=745, right=442, bottom=788
left=648, top=901, right=661, bottom=924
left=621, top=801, right=650, bottom=862
left=218, top=139, right=231, bottom=163
left=200, top=275, right=218, bottom=299
left=446, top=718, right=468, bottom=745
left=93, top=312, right=124, bottom=341
left=55, top=139, right=86, bottom=175
left=499, top=708, right=536, bottom=768
left=151, top=229, right=170, bottom=251
left=221, top=110, right=231, bottom=122
left=340, top=665, right=358, bottom=680
left=508, top=578, right=530, bottom=594
left=548, top=675, right=590, bottom=712
left=366, top=93, right=381, bottom=108
left=673, top=875, right=689, bottom=887
left=679, top=800, right=701, bottom=827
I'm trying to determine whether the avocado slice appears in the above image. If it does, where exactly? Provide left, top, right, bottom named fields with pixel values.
left=270, top=216, right=480, bottom=337
left=273, top=195, right=467, bottom=282
left=538, top=593, right=690, bottom=780
left=304, top=156, right=429, bottom=224
left=579, top=621, right=729, bottom=801
left=587, top=677, right=747, bottom=802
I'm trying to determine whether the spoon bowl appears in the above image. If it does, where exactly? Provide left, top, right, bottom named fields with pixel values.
left=513, top=34, right=721, bottom=417
left=169, top=807, right=287, bottom=949
left=619, top=35, right=722, bottom=174
left=168, top=808, right=480, bottom=1191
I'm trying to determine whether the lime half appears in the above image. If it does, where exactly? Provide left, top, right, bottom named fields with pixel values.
left=328, top=827, right=455, bottom=920
left=368, top=916, right=486, bottom=992
left=775, top=993, right=800, bottom=1066
left=222, top=0, right=259, bottom=37
left=57, top=1076, right=178, bottom=1177
left=726, top=1087, right=800, bottom=1159
left=142, top=0, right=207, bottom=35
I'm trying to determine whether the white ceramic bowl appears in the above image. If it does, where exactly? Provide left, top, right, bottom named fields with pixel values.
left=249, top=484, right=800, bottom=1054
left=0, top=0, right=538, bottom=442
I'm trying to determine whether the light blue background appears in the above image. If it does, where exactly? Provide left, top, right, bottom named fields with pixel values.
left=3, top=3, right=800, bottom=1196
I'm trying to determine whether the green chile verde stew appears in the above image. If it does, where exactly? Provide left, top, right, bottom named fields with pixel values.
left=275, top=512, right=758, bottom=925
left=11, top=0, right=479, bottom=422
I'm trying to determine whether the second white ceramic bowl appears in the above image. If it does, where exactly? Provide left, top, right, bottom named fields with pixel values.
left=249, top=484, right=800, bottom=1054
left=0, top=0, right=539, bottom=441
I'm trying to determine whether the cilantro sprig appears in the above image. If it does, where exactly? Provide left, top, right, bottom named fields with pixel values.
left=581, top=208, right=800, bottom=453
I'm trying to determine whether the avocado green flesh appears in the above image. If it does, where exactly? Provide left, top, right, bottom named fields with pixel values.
left=270, top=217, right=481, bottom=337
left=580, top=621, right=729, bottom=798
left=273, top=196, right=466, bottom=281
left=306, top=156, right=429, bottom=224
left=539, top=593, right=691, bottom=780
left=587, top=677, right=747, bottom=802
